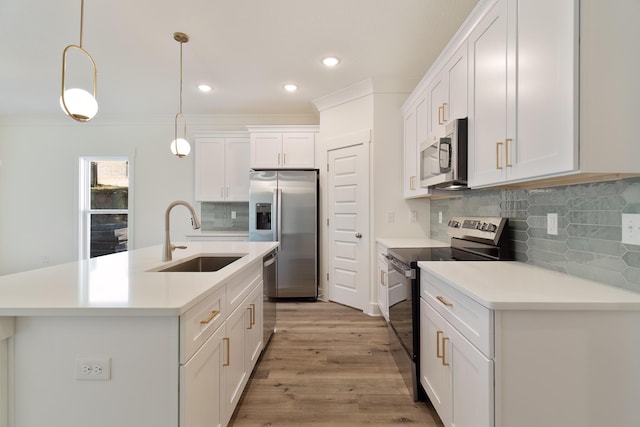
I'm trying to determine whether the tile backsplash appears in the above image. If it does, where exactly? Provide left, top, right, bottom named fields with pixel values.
left=430, top=177, right=640, bottom=293
left=200, top=202, right=249, bottom=231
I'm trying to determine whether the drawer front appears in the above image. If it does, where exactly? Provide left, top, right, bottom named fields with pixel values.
left=180, top=286, right=225, bottom=363
left=420, top=268, right=493, bottom=358
left=226, top=261, right=262, bottom=314
left=377, top=243, right=389, bottom=258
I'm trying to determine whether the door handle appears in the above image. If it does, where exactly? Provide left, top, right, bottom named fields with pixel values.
left=355, top=232, right=362, bottom=238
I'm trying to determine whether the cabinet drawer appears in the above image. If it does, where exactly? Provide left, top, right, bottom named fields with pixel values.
left=180, top=286, right=225, bottom=363
left=420, top=268, right=493, bottom=358
left=226, top=261, right=262, bottom=314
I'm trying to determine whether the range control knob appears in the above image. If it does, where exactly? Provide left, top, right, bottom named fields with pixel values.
left=488, top=223, right=497, bottom=232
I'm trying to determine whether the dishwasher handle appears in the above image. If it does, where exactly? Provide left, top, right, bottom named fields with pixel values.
left=263, top=251, right=277, bottom=267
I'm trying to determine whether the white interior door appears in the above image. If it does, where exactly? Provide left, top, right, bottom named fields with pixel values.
left=327, top=143, right=369, bottom=310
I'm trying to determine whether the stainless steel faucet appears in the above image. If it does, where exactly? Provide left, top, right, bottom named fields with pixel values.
left=162, top=200, right=201, bottom=261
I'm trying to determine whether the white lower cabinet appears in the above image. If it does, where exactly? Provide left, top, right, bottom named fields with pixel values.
left=181, top=325, right=225, bottom=427
left=420, top=299, right=493, bottom=427
left=180, top=261, right=264, bottom=427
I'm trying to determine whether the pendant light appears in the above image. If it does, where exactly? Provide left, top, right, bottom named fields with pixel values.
left=60, top=0, right=98, bottom=122
left=170, top=32, right=191, bottom=158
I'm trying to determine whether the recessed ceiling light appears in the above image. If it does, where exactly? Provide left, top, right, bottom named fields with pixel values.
left=322, top=56, right=340, bottom=67
left=197, top=84, right=213, bottom=93
left=284, top=84, right=298, bottom=92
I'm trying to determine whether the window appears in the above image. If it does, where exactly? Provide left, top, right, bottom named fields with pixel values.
left=80, top=158, right=130, bottom=259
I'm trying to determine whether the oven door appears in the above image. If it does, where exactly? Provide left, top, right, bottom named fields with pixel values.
left=387, top=259, right=414, bottom=357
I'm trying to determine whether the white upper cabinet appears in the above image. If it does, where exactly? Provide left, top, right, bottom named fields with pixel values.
left=248, top=126, right=318, bottom=169
left=195, top=134, right=250, bottom=202
left=403, top=92, right=430, bottom=198
left=468, top=0, right=578, bottom=188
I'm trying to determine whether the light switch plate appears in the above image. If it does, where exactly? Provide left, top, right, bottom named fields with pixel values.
left=547, top=213, right=558, bottom=235
left=622, top=214, right=640, bottom=245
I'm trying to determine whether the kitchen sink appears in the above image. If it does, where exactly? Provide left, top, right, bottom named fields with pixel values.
left=153, top=255, right=244, bottom=272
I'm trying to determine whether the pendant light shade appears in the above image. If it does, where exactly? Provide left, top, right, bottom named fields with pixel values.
left=60, top=0, right=98, bottom=122
left=171, top=32, right=190, bottom=158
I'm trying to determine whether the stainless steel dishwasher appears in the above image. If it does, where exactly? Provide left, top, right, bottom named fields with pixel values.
left=262, top=250, right=277, bottom=345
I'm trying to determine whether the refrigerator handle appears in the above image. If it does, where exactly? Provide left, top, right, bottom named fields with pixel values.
left=272, top=188, right=279, bottom=246
left=277, top=188, right=282, bottom=249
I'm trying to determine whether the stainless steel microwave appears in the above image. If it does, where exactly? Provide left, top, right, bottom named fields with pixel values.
left=419, top=118, right=468, bottom=190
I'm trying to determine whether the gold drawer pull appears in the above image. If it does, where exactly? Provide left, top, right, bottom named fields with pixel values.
left=223, top=337, right=230, bottom=366
left=505, top=138, right=513, bottom=167
left=442, top=337, right=450, bottom=366
left=436, top=296, right=453, bottom=307
left=250, top=303, right=256, bottom=326
left=436, top=330, right=444, bottom=359
left=247, top=307, right=253, bottom=329
left=496, top=142, right=503, bottom=170
left=200, top=310, right=220, bottom=325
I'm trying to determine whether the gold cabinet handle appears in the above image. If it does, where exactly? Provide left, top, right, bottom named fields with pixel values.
left=246, top=307, right=253, bottom=329
left=250, top=303, right=256, bottom=326
left=380, top=270, right=386, bottom=285
left=436, top=296, right=453, bottom=307
left=496, top=142, right=503, bottom=170
left=442, top=103, right=448, bottom=123
left=505, top=138, right=513, bottom=167
left=223, top=337, right=230, bottom=366
left=200, top=310, right=220, bottom=325
left=409, top=175, right=415, bottom=191
left=436, top=330, right=444, bottom=359
left=438, top=105, right=444, bottom=125
left=442, top=337, right=450, bottom=366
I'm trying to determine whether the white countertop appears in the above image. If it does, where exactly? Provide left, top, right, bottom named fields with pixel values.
left=185, top=230, right=249, bottom=237
left=418, top=261, right=640, bottom=310
left=376, top=237, right=449, bottom=249
left=0, top=241, right=278, bottom=317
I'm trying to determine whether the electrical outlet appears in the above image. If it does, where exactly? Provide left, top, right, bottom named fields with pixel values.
left=75, top=358, right=111, bottom=381
left=438, top=211, right=443, bottom=224
left=547, top=213, right=558, bottom=235
left=387, top=212, right=395, bottom=224
left=231, top=211, right=236, bottom=219
left=622, top=214, right=640, bottom=245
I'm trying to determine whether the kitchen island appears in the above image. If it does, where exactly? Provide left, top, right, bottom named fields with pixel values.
left=418, top=261, right=640, bottom=427
left=0, top=241, right=278, bottom=427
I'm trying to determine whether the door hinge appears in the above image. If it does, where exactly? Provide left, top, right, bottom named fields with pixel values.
left=326, top=218, right=330, bottom=227
left=326, top=163, right=329, bottom=172
left=326, top=273, right=330, bottom=281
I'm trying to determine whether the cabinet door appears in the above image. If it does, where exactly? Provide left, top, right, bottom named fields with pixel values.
left=245, top=283, right=263, bottom=373
left=282, top=133, right=315, bottom=168
left=377, top=257, right=388, bottom=320
left=508, top=0, right=578, bottom=182
left=445, top=41, right=468, bottom=123
left=403, top=96, right=430, bottom=198
left=225, top=137, right=250, bottom=201
left=467, top=0, right=515, bottom=188
left=195, top=137, right=226, bottom=201
left=420, top=298, right=452, bottom=426
left=223, top=305, right=247, bottom=426
left=250, top=133, right=282, bottom=169
left=428, top=75, right=448, bottom=138
left=449, top=323, right=494, bottom=427
left=180, top=325, right=224, bottom=427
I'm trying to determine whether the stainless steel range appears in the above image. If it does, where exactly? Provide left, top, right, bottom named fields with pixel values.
left=386, top=216, right=511, bottom=401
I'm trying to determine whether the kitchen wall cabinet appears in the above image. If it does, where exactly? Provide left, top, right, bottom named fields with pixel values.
left=427, top=41, right=468, bottom=139
left=248, top=126, right=318, bottom=169
left=402, top=94, right=430, bottom=198
left=468, top=0, right=578, bottom=188
left=195, top=133, right=250, bottom=202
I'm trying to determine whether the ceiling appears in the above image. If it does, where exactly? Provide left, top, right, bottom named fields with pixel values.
left=0, top=0, right=478, bottom=120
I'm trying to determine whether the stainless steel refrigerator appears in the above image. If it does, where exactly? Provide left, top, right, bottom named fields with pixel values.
left=249, top=170, right=318, bottom=299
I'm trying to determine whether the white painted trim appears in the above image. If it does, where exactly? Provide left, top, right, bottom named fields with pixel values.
left=312, top=80, right=374, bottom=112
left=244, top=125, right=319, bottom=133
left=322, top=129, right=372, bottom=152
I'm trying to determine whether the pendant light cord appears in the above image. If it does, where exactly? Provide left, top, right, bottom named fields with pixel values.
left=79, top=0, right=84, bottom=48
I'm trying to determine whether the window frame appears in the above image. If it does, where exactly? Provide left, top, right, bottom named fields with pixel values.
left=79, top=156, right=133, bottom=260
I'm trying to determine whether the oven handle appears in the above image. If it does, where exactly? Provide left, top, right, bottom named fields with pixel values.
left=387, top=255, right=415, bottom=279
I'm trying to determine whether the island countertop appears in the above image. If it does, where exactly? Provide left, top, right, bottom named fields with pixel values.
left=0, top=241, right=278, bottom=317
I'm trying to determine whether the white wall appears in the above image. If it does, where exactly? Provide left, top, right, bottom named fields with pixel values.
left=315, top=81, right=430, bottom=314
left=0, top=114, right=316, bottom=275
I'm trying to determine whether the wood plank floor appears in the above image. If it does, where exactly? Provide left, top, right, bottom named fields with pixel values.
left=228, top=301, right=444, bottom=426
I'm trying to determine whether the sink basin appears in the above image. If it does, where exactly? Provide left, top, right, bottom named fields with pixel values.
left=154, top=255, right=243, bottom=272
